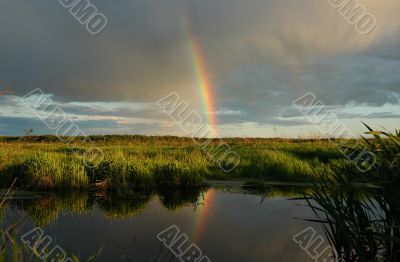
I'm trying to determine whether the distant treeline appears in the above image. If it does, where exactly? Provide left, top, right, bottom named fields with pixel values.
left=0, top=135, right=345, bottom=144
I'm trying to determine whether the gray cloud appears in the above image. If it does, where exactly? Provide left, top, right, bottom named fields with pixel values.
left=1, top=0, right=399, bottom=98
left=1, top=0, right=399, bottom=135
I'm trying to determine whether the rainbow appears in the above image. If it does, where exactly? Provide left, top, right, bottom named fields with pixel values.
left=192, top=189, right=216, bottom=244
left=183, top=17, right=218, bottom=135
left=182, top=12, right=217, bottom=243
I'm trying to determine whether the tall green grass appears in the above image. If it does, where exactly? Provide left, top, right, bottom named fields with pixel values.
left=360, top=123, right=400, bottom=182
left=0, top=136, right=352, bottom=191
left=300, top=174, right=400, bottom=261
left=297, top=125, right=400, bottom=261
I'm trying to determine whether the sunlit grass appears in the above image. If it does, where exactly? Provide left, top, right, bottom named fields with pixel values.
left=0, top=136, right=353, bottom=190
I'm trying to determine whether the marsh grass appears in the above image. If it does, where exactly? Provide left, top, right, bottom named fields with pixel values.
left=360, top=123, right=400, bottom=182
left=0, top=136, right=352, bottom=191
left=297, top=125, right=400, bottom=261
left=299, top=174, right=400, bottom=261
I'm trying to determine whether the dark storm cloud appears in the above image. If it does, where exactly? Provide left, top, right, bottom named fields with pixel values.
left=216, top=54, right=400, bottom=125
left=0, top=0, right=399, bottom=133
left=0, top=0, right=194, bottom=101
left=1, top=0, right=399, bottom=99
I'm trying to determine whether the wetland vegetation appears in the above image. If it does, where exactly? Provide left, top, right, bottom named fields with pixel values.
left=0, top=135, right=356, bottom=191
left=0, top=126, right=398, bottom=261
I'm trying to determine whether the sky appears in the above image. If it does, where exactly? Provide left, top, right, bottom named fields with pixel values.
left=0, top=0, right=399, bottom=137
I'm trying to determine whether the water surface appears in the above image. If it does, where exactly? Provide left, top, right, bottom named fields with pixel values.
left=4, top=187, right=324, bottom=261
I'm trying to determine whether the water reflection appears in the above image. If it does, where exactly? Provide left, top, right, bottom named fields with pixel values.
left=12, top=192, right=93, bottom=226
left=6, top=186, right=318, bottom=226
left=97, top=194, right=152, bottom=220
left=1, top=186, right=318, bottom=262
left=8, top=188, right=209, bottom=225
left=2, top=182, right=400, bottom=261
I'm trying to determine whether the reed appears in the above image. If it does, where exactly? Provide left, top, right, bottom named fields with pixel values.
left=0, top=135, right=360, bottom=191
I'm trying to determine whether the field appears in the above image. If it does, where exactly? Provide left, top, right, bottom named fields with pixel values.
left=0, top=135, right=356, bottom=192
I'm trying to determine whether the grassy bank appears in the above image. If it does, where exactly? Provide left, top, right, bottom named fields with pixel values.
left=0, top=136, right=354, bottom=191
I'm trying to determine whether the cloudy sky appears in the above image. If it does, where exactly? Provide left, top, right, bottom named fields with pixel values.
left=0, top=0, right=399, bottom=137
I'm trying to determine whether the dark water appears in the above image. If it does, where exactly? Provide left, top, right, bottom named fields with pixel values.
left=3, top=187, right=326, bottom=262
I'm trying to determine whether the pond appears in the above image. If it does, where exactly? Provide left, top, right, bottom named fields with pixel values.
left=0, top=186, right=359, bottom=261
